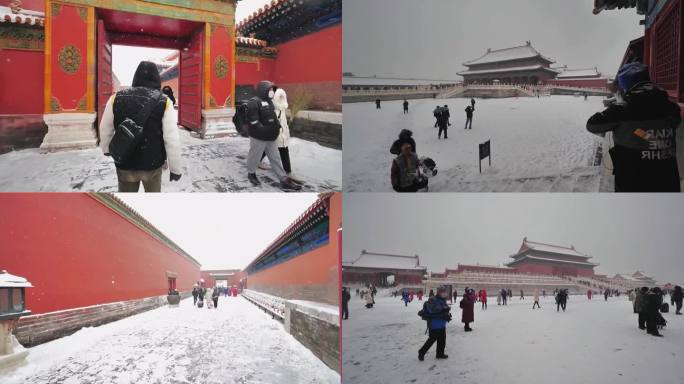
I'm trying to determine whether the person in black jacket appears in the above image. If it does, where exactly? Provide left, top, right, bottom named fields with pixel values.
left=434, top=106, right=449, bottom=139
left=342, top=287, right=351, bottom=320
left=212, top=286, right=220, bottom=309
left=390, top=129, right=416, bottom=155
left=645, top=287, right=664, bottom=337
left=672, top=286, right=683, bottom=315
left=99, top=61, right=182, bottom=192
left=376, top=98, right=381, bottom=109
left=403, top=99, right=409, bottom=114
left=464, top=106, right=474, bottom=129
left=586, top=63, right=681, bottom=192
left=161, top=85, right=176, bottom=106
left=245, top=80, right=301, bottom=191
left=192, top=285, right=199, bottom=305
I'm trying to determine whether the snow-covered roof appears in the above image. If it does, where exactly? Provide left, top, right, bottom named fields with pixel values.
left=343, top=251, right=426, bottom=271
left=0, top=6, right=44, bottom=26
left=0, top=270, right=33, bottom=288
left=517, top=238, right=592, bottom=259
left=342, top=77, right=458, bottom=86
left=458, top=65, right=560, bottom=76
left=463, top=42, right=554, bottom=66
left=592, top=0, right=646, bottom=15
left=556, top=67, right=602, bottom=79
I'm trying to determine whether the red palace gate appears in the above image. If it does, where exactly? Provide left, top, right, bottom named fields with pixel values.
left=41, top=0, right=237, bottom=152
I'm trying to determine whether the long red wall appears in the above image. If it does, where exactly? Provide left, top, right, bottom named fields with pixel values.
left=273, top=25, right=341, bottom=111
left=236, top=58, right=276, bottom=87
left=246, top=193, right=341, bottom=305
left=0, top=194, right=201, bottom=314
left=0, top=50, right=44, bottom=114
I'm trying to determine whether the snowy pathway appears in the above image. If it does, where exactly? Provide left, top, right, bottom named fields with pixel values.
left=0, top=130, right=341, bottom=192
left=342, top=295, right=684, bottom=384
left=2, top=296, right=339, bottom=384
left=343, top=97, right=606, bottom=192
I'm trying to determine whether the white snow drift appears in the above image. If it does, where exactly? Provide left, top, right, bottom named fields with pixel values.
left=343, top=96, right=607, bottom=192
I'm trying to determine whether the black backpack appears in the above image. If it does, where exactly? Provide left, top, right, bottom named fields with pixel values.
left=109, top=91, right=162, bottom=164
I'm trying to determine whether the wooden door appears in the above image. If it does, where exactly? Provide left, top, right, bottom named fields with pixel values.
left=97, top=19, right=113, bottom=132
left=179, top=26, right=204, bottom=130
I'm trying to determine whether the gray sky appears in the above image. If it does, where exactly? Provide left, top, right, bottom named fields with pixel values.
left=343, top=194, right=684, bottom=285
left=343, top=0, right=644, bottom=80
left=116, top=193, right=318, bottom=270
left=112, top=0, right=271, bottom=86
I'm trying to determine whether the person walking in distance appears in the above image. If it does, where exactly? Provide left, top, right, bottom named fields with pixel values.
left=532, top=290, right=541, bottom=309
left=464, top=105, right=474, bottom=130
left=403, top=99, right=409, bottom=114
left=342, top=287, right=351, bottom=320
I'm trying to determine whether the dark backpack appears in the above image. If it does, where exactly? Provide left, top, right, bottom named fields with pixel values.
left=109, top=91, right=162, bottom=164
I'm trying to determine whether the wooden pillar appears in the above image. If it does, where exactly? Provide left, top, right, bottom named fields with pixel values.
left=41, top=1, right=97, bottom=152
left=200, top=20, right=236, bottom=138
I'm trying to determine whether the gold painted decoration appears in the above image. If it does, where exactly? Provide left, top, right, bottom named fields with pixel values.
left=78, top=7, right=88, bottom=22
left=208, top=95, right=217, bottom=108
left=58, top=44, right=81, bottom=74
left=214, top=55, right=228, bottom=79
left=50, top=96, right=61, bottom=112
left=51, top=3, right=61, bottom=16
left=76, top=95, right=87, bottom=111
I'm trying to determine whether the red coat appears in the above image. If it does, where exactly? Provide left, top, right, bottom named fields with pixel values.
left=232, top=287, right=238, bottom=297
left=587, top=290, right=592, bottom=299
left=478, top=290, right=487, bottom=302
left=460, top=295, right=475, bottom=323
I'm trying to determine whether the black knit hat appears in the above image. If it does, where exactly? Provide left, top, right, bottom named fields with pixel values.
left=132, top=61, right=161, bottom=89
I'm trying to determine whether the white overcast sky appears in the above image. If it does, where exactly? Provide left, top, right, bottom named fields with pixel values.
left=115, top=193, right=318, bottom=270
left=343, top=0, right=644, bottom=80
left=344, top=194, right=684, bottom=285
left=112, top=0, right=272, bottom=86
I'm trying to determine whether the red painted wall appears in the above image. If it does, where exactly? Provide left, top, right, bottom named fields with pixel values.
left=236, top=58, right=276, bottom=87
left=246, top=193, right=341, bottom=304
left=272, top=25, right=341, bottom=111
left=0, top=50, right=44, bottom=114
left=0, top=194, right=201, bottom=315
left=515, top=263, right=595, bottom=277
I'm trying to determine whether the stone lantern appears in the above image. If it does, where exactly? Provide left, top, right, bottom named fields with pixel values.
left=0, top=270, right=33, bottom=370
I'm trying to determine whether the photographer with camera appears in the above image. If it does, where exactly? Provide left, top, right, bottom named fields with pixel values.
left=418, top=286, right=451, bottom=361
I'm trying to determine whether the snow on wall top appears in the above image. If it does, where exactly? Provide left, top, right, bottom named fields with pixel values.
left=463, top=42, right=554, bottom=67
left=516, top=238, right=592, bottom=259
left=0, top=270, right=33, bottom=288
left=556, top=67, right=602, bottom=79
left=343, top=251, right=426, bottom=271
left=0, top=6, right=44, bottom=26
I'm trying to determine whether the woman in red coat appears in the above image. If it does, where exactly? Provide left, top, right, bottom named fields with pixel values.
left=478, top=289, right=488, bottom=310
left=587, top=289, right=592, bottom=300
left=460, top=289, right=475, bottom=332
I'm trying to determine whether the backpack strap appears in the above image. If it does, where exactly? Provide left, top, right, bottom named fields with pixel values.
left=133, top=90, right=162, bottom=127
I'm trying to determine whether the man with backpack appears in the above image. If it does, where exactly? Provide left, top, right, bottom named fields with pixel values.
left=99, top=61, right=182, bottom=192
left=245, top=80, right=301, bottom=191
left=342, top=287, right=351, bottom=320
left=418, top=286, right=451, bottom=361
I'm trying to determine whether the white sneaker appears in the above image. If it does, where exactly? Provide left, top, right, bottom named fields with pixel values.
left=258, top=162, right=271, bottom=170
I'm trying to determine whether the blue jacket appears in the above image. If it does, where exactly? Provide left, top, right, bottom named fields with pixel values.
left=423, top=296, right=449, bottom=330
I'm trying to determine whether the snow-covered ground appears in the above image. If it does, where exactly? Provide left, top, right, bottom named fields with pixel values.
left=2, top=296, right=339, bottom=384
left=0, top=130, right=341, bottom=192
left=343, top=96, right=607, bottom=192
left=342, top=295, right=684, bottom=384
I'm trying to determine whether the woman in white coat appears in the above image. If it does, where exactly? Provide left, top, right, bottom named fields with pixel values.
left=261, top=86, right=300, bottom=181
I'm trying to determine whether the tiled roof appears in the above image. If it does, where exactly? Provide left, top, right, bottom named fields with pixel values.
left=516, top=238, right=592, bottom=259
left=458, top=64, right=560, bottom=76
left=343, top=251, right=426, bottom=271
left=236, top=35, right=268, bottom=48
left=464, top=42, right=554, bottom=66
left=236, top=0, right=292, bottom=34
left=0, top=6, right=44, bottom=26
left=556, top=67, right=602, bottom=79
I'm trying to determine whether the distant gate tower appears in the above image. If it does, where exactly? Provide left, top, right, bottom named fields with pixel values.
left=505, top=238, right=599, bottom=277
